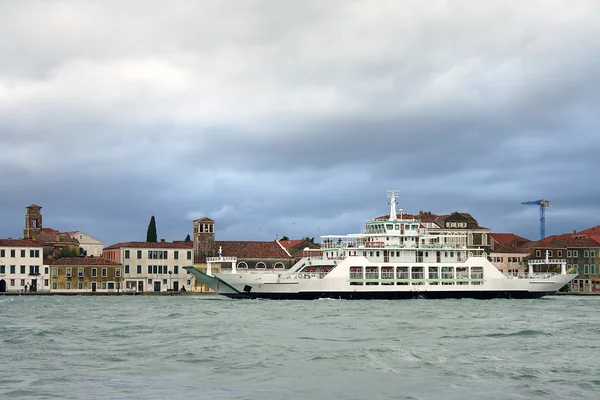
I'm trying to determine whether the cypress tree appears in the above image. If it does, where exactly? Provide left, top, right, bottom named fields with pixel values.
left=146, top=215, right=157, bottom=242
left=184, top=234, right=191, bottom=242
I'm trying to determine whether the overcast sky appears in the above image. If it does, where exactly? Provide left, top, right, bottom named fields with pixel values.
left=1, top=0, right=598, bottom=246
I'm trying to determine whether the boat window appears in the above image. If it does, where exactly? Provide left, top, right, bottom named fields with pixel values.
left=396, top=266, right=409, bottom=285
left=381, top=267, right=394, bottom=285
left=274, top=262, right=285, bottom=270
left=428, top=267, right=439, bottom=285
left=237, top=262, right=248, bottom=269
left=395, top=224, right=399, bottom=230
left=471, top=267, right=483, bottom=285
left=456, top=267, right=469, bottom=285
left=386, top=224, right=393, bottom=230
left=411, top=266, right=424, bottom=285
left=366, top=266, right=379, bottom=285
left=350, top=267, right=363, bottom=285
left=255, top=262, right=266, bottom=270
left=442, top=267, right=454, bottom=285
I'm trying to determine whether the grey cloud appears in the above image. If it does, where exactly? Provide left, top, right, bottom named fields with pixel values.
left=1, top=0, right=599, bottom=245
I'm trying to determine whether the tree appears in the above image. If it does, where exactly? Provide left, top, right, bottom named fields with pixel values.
left=57, top=246, right=80, bottom=259
left=184, top=234, right=191, bottom=242
left=146, top=216, right=157, bottom=242
left=303, top=236, right=316, bottom=244
left=281, top=235, right=289, bottom=241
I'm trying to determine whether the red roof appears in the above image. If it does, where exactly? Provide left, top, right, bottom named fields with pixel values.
left=577, top=225, right=600, bottom=235
left=104, top=241, right=194, bottom=250
left=518, top=240, right=565, bottom=249
left=216, top=241, right=291, bottom=259
left=0, top=239, right=44, bottom=248
left=34, top=228, right=79, bottom=245
left=491, top=233, right=530, bottom=246
left=554, top=236, right=600, bottom=248
left=491, top=245, right=531, bottom=254
left=278, top=239, right=305, bottom=249
left=45, top=257, right=121, bottom=266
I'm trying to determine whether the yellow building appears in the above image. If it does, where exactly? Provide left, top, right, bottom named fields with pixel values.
left=46, top=257, right=123, bottom=293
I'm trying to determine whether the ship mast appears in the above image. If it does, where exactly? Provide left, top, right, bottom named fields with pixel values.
left=386, top=190, right=400, bottom=221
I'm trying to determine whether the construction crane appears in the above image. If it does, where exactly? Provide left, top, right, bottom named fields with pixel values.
left=521, top=199, right=550, bottom=240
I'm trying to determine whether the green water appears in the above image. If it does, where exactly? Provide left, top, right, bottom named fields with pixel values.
left=1, top=295, right=599, bottom=399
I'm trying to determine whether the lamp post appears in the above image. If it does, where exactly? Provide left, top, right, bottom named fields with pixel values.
left=168, top=270, right=172, bottom=293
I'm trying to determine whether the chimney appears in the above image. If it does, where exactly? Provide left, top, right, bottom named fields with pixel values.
left=160, top=238, right=166, bottom=242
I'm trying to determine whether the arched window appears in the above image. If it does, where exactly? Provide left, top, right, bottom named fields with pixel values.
left=237, top=262, right=248, bottom=269
left=255, top=262, right=266, bottom=270
left=274, top=262, right=285, bottom=270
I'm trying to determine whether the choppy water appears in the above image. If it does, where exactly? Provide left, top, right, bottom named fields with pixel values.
left=1, top=295, right=600, bottom=399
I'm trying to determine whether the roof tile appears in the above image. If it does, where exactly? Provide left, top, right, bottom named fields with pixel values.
left=45, top=257, right=121, bottom=266
left=104, top=241, right=194, bottom=250
left=0, top=239, right=44, bottom=247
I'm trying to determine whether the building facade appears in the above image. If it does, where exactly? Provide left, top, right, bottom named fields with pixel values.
left=46, top=257, right=123, bottom=293
left=559, top=237, right=600, bottom=292
left=0, top=239, right=47, bottom=292
left=67, top=231, right=104, bottom=257
left=489, top=247, right=530, bottom=275
left=103, top=240, right=194, bottom=293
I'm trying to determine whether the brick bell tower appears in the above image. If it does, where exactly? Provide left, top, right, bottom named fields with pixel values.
left=193, top=217, right=215, bottom=264
left=24, top=204, right=43, bottom=240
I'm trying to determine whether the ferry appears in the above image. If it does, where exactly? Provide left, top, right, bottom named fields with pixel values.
left=185, top=191, right=575, bottom=300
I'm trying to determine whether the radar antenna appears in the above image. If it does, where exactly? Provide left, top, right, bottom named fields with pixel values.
left=386, top=190, right=400, bottom=221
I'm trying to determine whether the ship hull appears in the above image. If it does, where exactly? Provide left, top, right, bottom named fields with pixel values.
left=221, top=290, right=556, bottom=300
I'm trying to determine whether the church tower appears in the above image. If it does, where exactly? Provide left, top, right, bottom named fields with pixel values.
left=24, top=204, right=43, bottom=240
left=193, top=217, right=215, bottom=263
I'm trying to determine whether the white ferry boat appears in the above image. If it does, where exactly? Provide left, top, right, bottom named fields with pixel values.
left=185, top=191, right=575, bottom=300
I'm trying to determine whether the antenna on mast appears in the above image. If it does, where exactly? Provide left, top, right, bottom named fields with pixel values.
left=386, top=190, right=400, bottom=221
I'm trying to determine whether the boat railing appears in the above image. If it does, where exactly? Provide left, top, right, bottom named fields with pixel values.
left=504, top=272, right=559, bottom=280
left=320, top=243, right=466, bottom=252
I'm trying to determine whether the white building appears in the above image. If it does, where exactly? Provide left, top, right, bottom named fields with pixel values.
left=67, top=231, right=104, bottom=257
left=0, top=239, right=48, bottom=293
left=103, top=240, right=194, bottom=293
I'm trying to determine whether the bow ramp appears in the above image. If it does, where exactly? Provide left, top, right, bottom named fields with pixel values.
left=183, top=266, right=240, bottom=294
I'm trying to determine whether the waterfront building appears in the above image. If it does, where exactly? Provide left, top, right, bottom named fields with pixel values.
left=557, top=236, right=600, bottom=292
left=103, top=240, right=194, bottom=293
left=46, top=257, right=122, bottom=293
left=489, top=246, right=531, bottom=275
left=22, top=204, right=81, bottom=258
left=0, top=239, right=47, bottom=292
left=518, top=235, right=600, bottom=292
left=193, top=217, right=294, bottom=269
left=66, top=231, right=104, bottom=257
left=191, top=217, right=295, bottom=291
